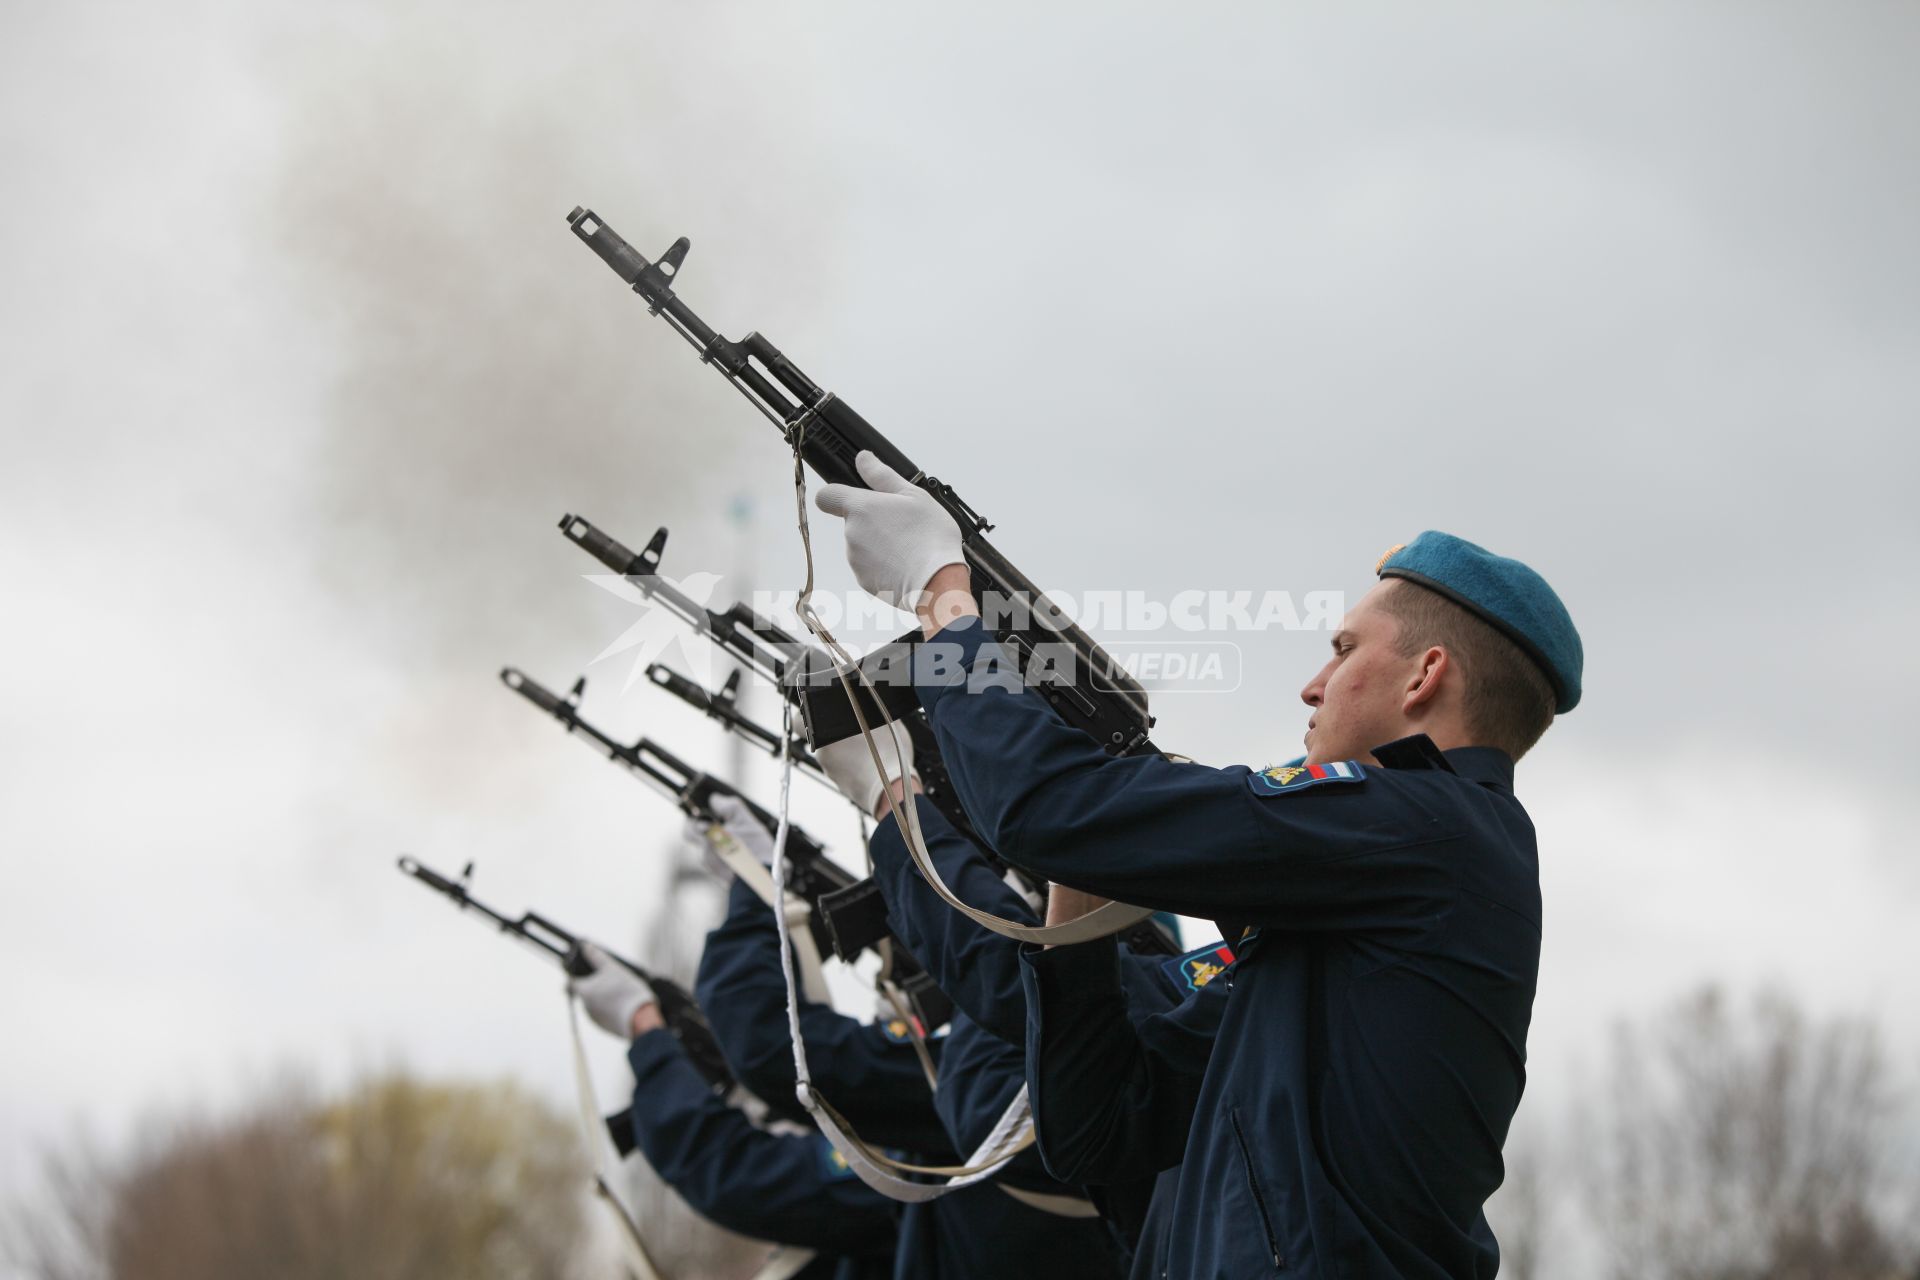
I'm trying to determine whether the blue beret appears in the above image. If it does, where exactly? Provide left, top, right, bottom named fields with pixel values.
left=1375, top=531, right=1583, bottom=713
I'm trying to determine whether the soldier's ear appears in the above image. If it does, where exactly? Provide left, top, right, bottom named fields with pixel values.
left=1402, top=646, right=1449, bottom=712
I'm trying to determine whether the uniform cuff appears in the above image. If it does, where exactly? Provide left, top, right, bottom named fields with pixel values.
left=1019, top=933, right=1127, bottom=1019
left=626, top=1027, right=682, bottom=1082
left=914, top=615, right=1000, bottom=718
left=725, top=874, right=765, bottom=921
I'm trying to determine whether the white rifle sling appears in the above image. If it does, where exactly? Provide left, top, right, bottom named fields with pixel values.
left=999, top=1185, right=1101, bottom=1218
left=718, top=813, right=936, bottom=1088
left=806, top=658, right=1156, bottom=945
left=570, top=998, right=828, bottom=1277
left=778, top=449, right=1111, bottom=1202
left=880, top=734, right=1155, bottom=946
left=567, top=997, right=668, bottom=1280
left=708, top=823, right=832, bottom=1006
left=785, top=444, right=1156, bottom=949
left=747, top=1246, right=819, bottom=1280
left=765, top=693, right=1035, bottom=1202
left=875, top=961, right=940, bottom=1091
left=805, top=1080, right=1035, bottom=1203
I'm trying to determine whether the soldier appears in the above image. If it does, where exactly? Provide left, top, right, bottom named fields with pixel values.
left=570, top=947, right=897, bottom=1279
left=691, top=798, right=1131, bottom=1278
left=816, top=452, right=1581, bottom=1277
left=840, top=759, right=1229, bottom=1261
left=693, top=803, right=956, bottom=1157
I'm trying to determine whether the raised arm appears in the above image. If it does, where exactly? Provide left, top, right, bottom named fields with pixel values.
left=1021, top=935, right=1227, bottom=1186
left=694, top=877, right=952, bottom=1157
left=915, top=618, right=1458, bottom=929
left=626, top=1029, right=897, bottom=1254
left=870, top=794, right=1189, bottom=1048
left=868, top=796, right=1041, bottom=1045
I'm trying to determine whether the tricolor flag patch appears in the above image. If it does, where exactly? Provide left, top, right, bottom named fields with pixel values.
left=1166, top=940, right=1237, bottom=992
left=1248, top=759, right=1367, bottom=796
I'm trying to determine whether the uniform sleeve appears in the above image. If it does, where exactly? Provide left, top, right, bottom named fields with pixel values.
left=1020, top=936, right=1225, bottom=1186
left=915, top=618, right=1460, bottom=930
left=932, top=1013, right=1104, bottom=1204
left=626, top=1030, right=897, bottom=1254
left=694, top=878, right=953, bottom=1157
left=929, top=1012, right=1026, bottom=1155
left=873, top=796, right=1188, bottom=1045
left=869, top=796, right=1041, bottom=1047
left=1117, top=948, right=1186, bottom=1015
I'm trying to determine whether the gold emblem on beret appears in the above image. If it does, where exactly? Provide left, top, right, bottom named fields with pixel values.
left=1375, top=543, right=1407, bottom=575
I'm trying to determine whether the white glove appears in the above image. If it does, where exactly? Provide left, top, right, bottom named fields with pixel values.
left=708, top=795, right=776, bottom=868
left=682, top=814, right=734, bottom=883
left=813, top=451, right=966, bottom=611
left=816, top=720, right=917, bottom=818
left=567, top=942, right=657, bottom=1039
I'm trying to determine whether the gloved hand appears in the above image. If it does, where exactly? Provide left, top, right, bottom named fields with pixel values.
left=813, top=451, right=966, bottom=611
left=708, top=794, right=776, bottom=867
left=816, top=720, right=917, bottom=818
left=682, top=813, right=734, bottom=884
left=567, top=942, right=658, bottom=1039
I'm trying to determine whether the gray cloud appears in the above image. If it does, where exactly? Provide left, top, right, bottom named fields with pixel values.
left=2, top=0, right=1916, bottom=1218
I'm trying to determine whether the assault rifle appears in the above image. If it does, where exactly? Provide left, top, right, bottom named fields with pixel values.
left=548, top=522, right=1181, bottom=960
left=395, top=854, right=730, bottom=1153
left=498, top=667, right=955, bottom=1026
left=554, top=516, right=987, bottom=856
left=642, top=664, right=824, bottom=779
left=563, top=206, right=1158, bottom=759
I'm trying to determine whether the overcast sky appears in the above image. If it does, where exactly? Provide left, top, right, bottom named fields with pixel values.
left=3, top=0, right=1916, bottom=1253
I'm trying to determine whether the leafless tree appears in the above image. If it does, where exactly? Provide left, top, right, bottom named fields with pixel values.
left=1486, top=1131, right=1555, bottom=1280
left=1581, top=985, right=1918, bottom=1280
left=4, top=1073, right=596, bottom=1280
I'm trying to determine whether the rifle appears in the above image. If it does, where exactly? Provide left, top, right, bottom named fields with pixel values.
left=554, top=516, right=988, bottom=857
left=563, top=206, right=1157, bottom=759
left=498, top=666, right=956, bottom=1024
left=545, top=530, right=1180, bottom=961
left=643, top=664, right=824, bottom=779
left=557, top=521, right=806, bottom=690
left=395, top=853, right=731, bottom=1154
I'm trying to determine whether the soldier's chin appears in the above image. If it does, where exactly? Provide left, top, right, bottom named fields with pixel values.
left=1303, top=740, right=1343, bottom=768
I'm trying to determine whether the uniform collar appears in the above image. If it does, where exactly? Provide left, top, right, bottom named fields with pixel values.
left=1369, top=734, right=1516, bottom=792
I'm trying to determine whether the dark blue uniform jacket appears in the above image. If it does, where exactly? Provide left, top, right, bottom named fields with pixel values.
left=696, top=877, right=954, bottom=1157
left=870, top=794, right=1200, bottom=1263
left=870, top=796, right=1183, bottom=1049
left=917, top=617, right=1542, bottom=1279
left=626, top=1029, right=895, bottom=1280
left=695, top=859, right=1132, bottom=1277
left=926, top=1011, right=1131, bottom=1277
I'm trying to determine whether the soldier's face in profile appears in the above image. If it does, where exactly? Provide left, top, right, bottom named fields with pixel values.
left=1299, top=582, right=1416, bottom=766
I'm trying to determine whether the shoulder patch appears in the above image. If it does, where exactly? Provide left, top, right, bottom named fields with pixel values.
left=817, top=1137, right=856, bottom=1180
left=880, top=1016, right=921, bottom=1044
left=1247, top=760, right=1367, bottom=796
left=1165, top=940, right=1237, bottom=992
